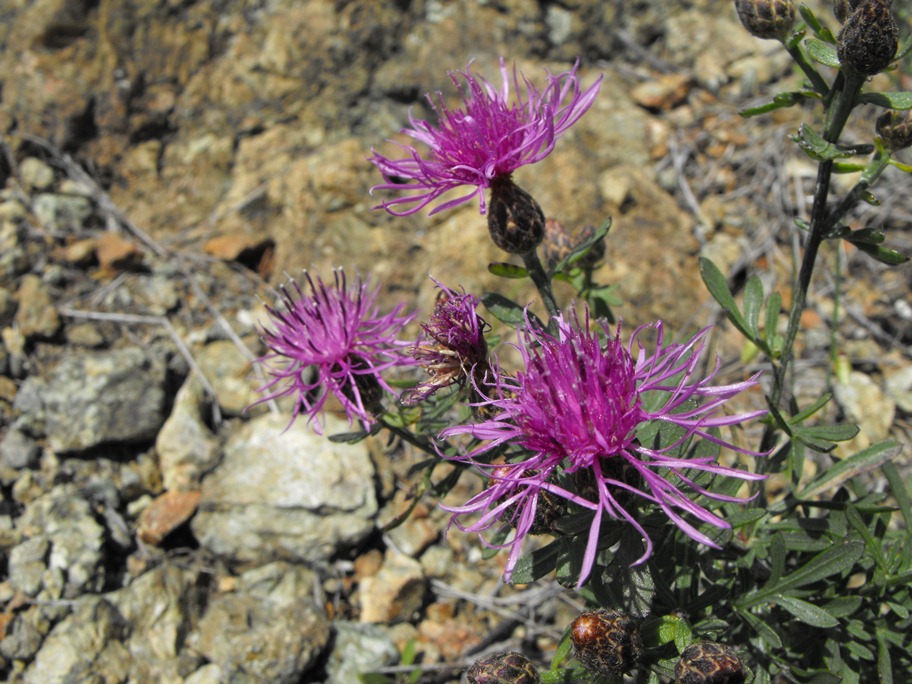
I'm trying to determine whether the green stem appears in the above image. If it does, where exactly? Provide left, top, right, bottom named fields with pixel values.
left=783, top=41, right=830, bottom=95
left=379, top=416, right=438, bottom=458
left=522, top=249, right=561, bottom=319
left=759, top=70, right=865, bottom=456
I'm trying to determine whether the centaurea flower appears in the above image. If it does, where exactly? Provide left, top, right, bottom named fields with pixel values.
left=369, top=58, right=602, bottom=218
left=402, top=278, right=491, bottom=405
left=253, top=270, right=416, bottom=434
left=441, top=309, right=766, bottom=587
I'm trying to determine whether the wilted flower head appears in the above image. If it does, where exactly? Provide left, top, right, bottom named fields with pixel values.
left=370, top=58, right=602, bottom=217
left=403, top=278, right=491, bottom=404
left=253, top=270, right=416, bottom=434
left=441, top=309, right=766, bottom=587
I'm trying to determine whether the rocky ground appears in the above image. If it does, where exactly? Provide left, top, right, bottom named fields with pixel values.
left=0, top=1, right=910, bottom=682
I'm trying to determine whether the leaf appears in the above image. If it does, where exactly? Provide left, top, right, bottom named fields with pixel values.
left=743, top=275, right=763, bottom=338
left=736, top=608, right=782, bottom=649
left=509, top=537, right=562, bottom=584
left=774, top=594, right=839, bottom=628
left=844, top=238, right=910, bottom=265
left=487, top=262, right=529, bottom=279
left=883, top=461, right=912, bottom=532
left=480, top=292, right=537, bottom=330
left=550, top=624, right=574, bottom=670
left=739, top=91, right=807, bottom=117
left=740, top=541, right=865, bottom=607
left=858, top=91, right=912, bottom=110
left=699, top=257, right=753, bottom=340
left=764, top=291, right=783, bottom=355
left=877, top=628, right=894, bottom=684
left=806, top=38, right=840, bottom=67
left=792, top=123, right=857, bottom=162
left=799, top=4, right=836, bottom=43
left=798, top=441, right=903, bottom=499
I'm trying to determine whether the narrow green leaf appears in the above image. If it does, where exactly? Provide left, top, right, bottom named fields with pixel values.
left=790, top=393, right=833, bottom=423
left=806, top=38, right=840, bottom=67
left=741, top=541, right=865, bottom=606
left=509, top=537, right=561, bottom=584
left=798, top=441, right=903, bottom=499
left=480, top=292, right=535, bottom=329
left=832, top=161, right=869, bottom=173
left=845, top=239, right=910, bottom=265
left=487, top=262, right=529, bottom=279
left=743, top=275, right=763, bottom=338
left=550, top=624, right=574, bottom=670
left=699, top=257, right=752, bottom=338
left=793, top=123, right=857, bottom=161
left=775, top=594, right=839, bottom=628
left=858, top=91, right=912, bottom=110
left=877, top=629, right=894, bottom=684
left=764, top=291, right=782, bottom=354
left=792, top=422, right=859, bottom=443
left=883, top=461, right=912, bottom=532
left=846, top=505, right=888, bottom=571
left=737, top=608, right=782, bottom=649
left=739, top=91, right=806, bottom=117
left=798, top=4, right=836, bottom=42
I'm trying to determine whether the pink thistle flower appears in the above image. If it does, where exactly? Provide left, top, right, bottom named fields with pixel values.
left=253, top=270, right=417, bottom=434
left=370, top=58, right=602, bottom=217
left=441, top=309, right=767, bottom=588
left=402, top=278, right=491, bottom=405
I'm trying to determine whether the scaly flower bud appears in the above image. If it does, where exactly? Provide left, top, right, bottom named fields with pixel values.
left=675, top=642, right=746, bottom=684
left=836, top=0, right=898, bottom=76
left=466, top=651, right=541, bottom=684
left=734, top=0, right=796, bottom=40
left=834, top=0, right=862, bottom=23
left=876, top=109, right=912, bottom=151
left=487, top=176, right=545, bottom=254
left=570, top=609, right=643, bottom=677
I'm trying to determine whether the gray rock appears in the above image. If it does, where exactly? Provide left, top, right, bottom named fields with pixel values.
left=111, top=564, right=207, bottom=681
left=195, top=339, right=259, bottom=416
left=192, top=412, right=377, bottom=564
left=325, top=621, right=399, bottom=684
left=23, top=598, right=130, bottom=684
left=9, top=536, right=49, bottom=596
left=0, top=607, right=46, bottom=661
left=0, top=428, right=42, bottom=469
left=885, top=365, right=912, bottom=414
left=31, top=192, right=94, bottom=233
left=15, top=489, right=106, bottom=598
left=14, top=346, right=167, bottom=453
left=191, top=562, right=330, bottom=683
left=155, top=375, right=219, bottom=491
left=18, top=157, right=55, bottom=191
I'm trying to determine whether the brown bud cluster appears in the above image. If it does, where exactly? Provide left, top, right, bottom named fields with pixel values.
left=487, top=176, right=545, bottom=255
left=466, top=651, right=540, bottom=684
left=543, top=219, right=606, bottom=271
left=836, top=0, right=898, bottom=76
left=570, top=609, right=643, bottom=677
left=675, top=641, right=746, bottom=684
left=876, top=109, right=912, bottom=151
left=834, top=0, right=862, bottom=23
left=734, top=0, right=796, bottom=40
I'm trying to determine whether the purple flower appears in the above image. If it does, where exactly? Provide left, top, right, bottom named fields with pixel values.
left=253, top=270, right=416, bottom=434
left=441, top=309, right=766, bottom=587
left=403, top=278, right=491, bottom=405
left=370, top=58, right=602, bottom=217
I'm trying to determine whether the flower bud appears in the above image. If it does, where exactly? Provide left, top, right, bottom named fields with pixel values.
left=570, top=609, right=643, bottom=677
left=834, top=0, right=862, bottom=23
left=836, top=0, right=898, bottom=76
left=466, top=651, right=541, bottom=684
left=876, top=109, right=912, bottom=151
left=675, top=641, right=746, bottom=684
left=487, top=177, right=545, bottom=255
left=734, top=0, right=796, bottom=40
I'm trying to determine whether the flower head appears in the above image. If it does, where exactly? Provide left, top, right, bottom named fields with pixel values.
left=370, top=58, right=602, bottom=217
left=441, top=309, right=766, bottom=587
left=253, top=270, right=416, bottom=434
left=403, top=278, right=491, bottom=404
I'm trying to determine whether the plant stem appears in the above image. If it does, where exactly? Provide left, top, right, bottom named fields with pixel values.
left=759, top=70, right=865, bottom=456
left=379, top=416, right=438, bottom=457
left=522, top=249, right=561, bottom=319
